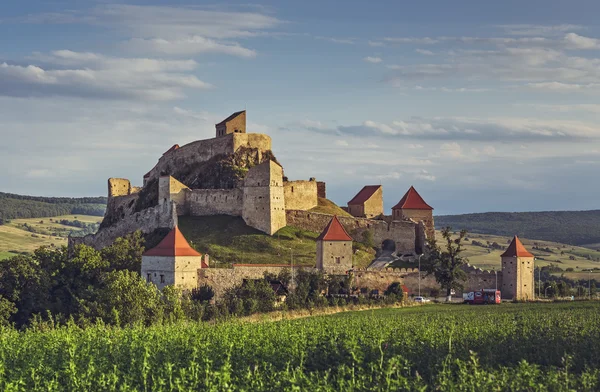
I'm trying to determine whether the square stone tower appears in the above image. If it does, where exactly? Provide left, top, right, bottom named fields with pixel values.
left=500, top=236, right=535, bottom=300
left=392, top=186, right=435, bottom=239
left=242, top=160, right=286, bottom=235
left=316, top=216, right=354, bottom=275
left=347, top=185, right=383, bottom=218
left=141, top=226, right=202, bottom=291
left=215, top=110, right=246, bottom=137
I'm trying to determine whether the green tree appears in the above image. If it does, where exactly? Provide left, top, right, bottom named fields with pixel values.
left=424, top=227, right=469, bottom=302
left=384, top=282, right=405, bottom=302
left=100, top=231, right=146, bottom=272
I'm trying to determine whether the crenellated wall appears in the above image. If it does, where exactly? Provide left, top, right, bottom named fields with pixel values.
left=187, top=188, right=243, bottom=216
left=283, top=180, right=318, bottom=210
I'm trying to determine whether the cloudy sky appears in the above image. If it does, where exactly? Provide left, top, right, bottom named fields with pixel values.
left=1, top=0, right=600, bottom=215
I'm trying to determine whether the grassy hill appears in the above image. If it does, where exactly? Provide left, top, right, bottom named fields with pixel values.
left=435, top=210, right=600, bottom=248
left=0, top=215, right=103, bottom=259
left=0, top=192, right=106, bottom=220
left=178, top=215, right=375, bottom=268
left=309, top=198, right=352, bottom=217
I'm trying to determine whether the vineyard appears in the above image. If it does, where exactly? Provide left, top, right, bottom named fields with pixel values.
left=0, top=302, right=599, bottom=391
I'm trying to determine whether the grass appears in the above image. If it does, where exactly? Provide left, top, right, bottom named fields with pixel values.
left=309, top=197, right=352, bottom=217
left=0, top=215, right=102, bottom=254
left=178, top=215, right=375, bottom=268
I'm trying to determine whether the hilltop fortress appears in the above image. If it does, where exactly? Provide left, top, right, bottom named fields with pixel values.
left=72, top=111, right=432, bottom=256
left=70, top=110, right=534, bottom=301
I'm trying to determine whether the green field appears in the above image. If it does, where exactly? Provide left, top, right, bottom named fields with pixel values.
left=0, top=215, right=103, bottom=254
left=1, top=302, right=599, bottom=390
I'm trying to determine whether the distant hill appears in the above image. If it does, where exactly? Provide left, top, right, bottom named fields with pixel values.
left=0, top=192, right=107, bottom=220
left=435, top=210, right=600, bottom=247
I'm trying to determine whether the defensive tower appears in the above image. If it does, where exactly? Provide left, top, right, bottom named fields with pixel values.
left=316, top=216, right=354, bottom=274
left=500, top=235, right=535, bottom=300
left=392, top=186, right=435, bottom=239
left=215, top=110, right=246, bottom=137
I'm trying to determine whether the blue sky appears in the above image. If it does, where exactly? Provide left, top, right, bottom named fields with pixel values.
left=1, top=0, right=600, bottom=215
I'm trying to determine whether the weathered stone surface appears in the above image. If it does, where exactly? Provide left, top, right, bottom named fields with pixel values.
left=317, top=240, right=353, bottom=274
left=284, top=180, right=318, bottom=211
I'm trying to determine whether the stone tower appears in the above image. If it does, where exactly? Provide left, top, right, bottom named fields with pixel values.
left=500, top=236, right=535, bottom=300
left=391, top=186, right=435, bottom=239
left=347, top=185, right=383, bottom=218
left=215, top=110, right=246, bottom=137
left=242, top=160, right=286, bottom=235
left=141, top=226, right=203, bottom=290
left=316, top=216, right=354, bottom=274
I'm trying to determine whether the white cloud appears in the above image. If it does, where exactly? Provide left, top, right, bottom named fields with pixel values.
left=497, top=24, right=584, bottom=37
left=368, top=41, right=385, bottom=47
left=334, top=140, right=349, bottom=147
left=415, top=169, right=436, bottom=181
left=563, top=33, right=599, bottom=49
left=0, top=51, right=211, bottom=101
left=123, top=37, right=257, bottom=58
left=416, top=49, right=434, bottom=56
left=384, top=37, right=439, bottom=44
left=364, top=56, right=383, bottom=64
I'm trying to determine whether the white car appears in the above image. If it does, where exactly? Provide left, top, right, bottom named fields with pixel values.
left=414, top=296, right=430, bottom=303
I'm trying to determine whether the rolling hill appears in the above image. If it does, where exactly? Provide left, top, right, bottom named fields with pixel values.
left=435, top=210, right=600, bottom=248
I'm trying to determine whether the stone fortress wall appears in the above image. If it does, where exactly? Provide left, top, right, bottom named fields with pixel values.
left=285, top=210, right=422, bottom=254
left=283, top=179, right=318, bottom=211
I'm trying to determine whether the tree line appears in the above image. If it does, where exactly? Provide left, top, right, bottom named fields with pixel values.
left=0, top=193, right=106, bottom=220
left=435, top=210, right=600, bottom=246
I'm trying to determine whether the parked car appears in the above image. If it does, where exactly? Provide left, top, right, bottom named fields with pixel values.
left=414, top=296, right=430, bottom=303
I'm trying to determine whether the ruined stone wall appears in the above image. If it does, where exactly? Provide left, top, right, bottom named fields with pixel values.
left=242, top=161, right=286, bottom=235
left=159, top=176, right=190, bottom=215
left=283, top=180, right=318, bottom=211
left=316, top=240, right=353, bottom=274
left=317, top=182, right=326, bottom=198
left=399, top=209, right=435, bottom=239
left=70, top=201, right=178, bottom=250
left=186, top=189, right=243, bottom=216
left=198, top=264, right=314, bottom=299
left=286, top=210, right=420, bottom=253
left=108, top=178, right=134, bottom=197
left=353, top=264, right=502, bottom=297
left=144, top=133, right=272, bottom=183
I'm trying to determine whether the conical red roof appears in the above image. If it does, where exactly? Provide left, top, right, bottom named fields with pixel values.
left=392, top=186, right=433, bottom=210
left=317, top=216, right=353, bottom=241
left=501, top=236, right=534, bottom=258
left=142, top=226, right=201, bottom=257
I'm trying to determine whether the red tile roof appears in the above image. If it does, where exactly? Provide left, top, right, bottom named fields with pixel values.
left=317, top=216, right=353, bottom=241
left=348, top=185, right=381, bottom=206
left=392, top=186, right=433, bottom=210
left=163, top=144, right=180, bottom=156
left=142, top=226, right=201, bottom=257
left=216, top=110, right=245, bottom=126
left=501, top=236, right=534, bottom=258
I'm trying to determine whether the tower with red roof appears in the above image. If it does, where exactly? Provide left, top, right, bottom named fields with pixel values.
left=316, top=216, right=353, bottom=274
left=347, top=185, right=383, bottom=218
left=500, top=235, right=535, bottom=300
left=391, top=186, right=435, bottom=239
left=141, top=226, right=204, bottom=290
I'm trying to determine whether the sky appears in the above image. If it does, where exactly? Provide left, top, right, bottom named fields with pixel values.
left=1, top=0, right=600, bottom=215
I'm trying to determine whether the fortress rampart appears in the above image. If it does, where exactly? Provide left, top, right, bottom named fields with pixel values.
left=284, top=180, right=318, bottom=210
left=71, top=201, right=177, bottom=250
left=285, top=210, right=422, bottom=253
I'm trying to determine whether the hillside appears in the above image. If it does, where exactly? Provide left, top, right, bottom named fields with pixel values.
left=0, top=192, right=107, bottom=220
left=178, top=215, right=375, bottom=268
left=435, top=210, right=600, bottom=248
left=0, top=214, right=103, bottom=260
